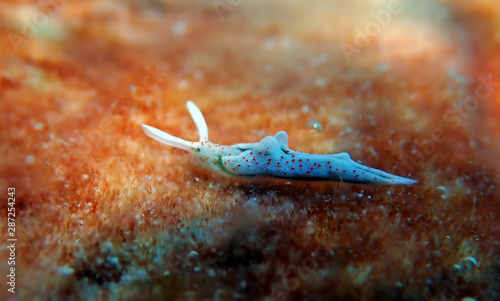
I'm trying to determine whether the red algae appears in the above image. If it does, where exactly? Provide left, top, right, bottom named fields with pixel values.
left=0, top=0, right=499, bottom=300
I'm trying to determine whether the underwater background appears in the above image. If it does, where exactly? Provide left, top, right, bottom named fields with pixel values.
left=1, top=0, right=499, bottom=300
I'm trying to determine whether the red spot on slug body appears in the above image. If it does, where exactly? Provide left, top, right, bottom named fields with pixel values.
left=374, top=178, right=378, bottom=180
left=250, top=152, right=253, bottom=155
left=299, top=164, right=303, bottom=167
left=281, top=156, right=284, bottom=159
left=286, top=161, right=289, bottom=164
left=213, top=163, right=216, bottom=165
left=299, top=159, right=302, bottom=162
left=237, top=164, right=241, bottom=167
left=292, top=159, right=295, bottom=163
left=353, top=170, right=356, bottom=173
left=258, top=152, right=262, bottom=155
left=343, top=170, right=346, bottom=173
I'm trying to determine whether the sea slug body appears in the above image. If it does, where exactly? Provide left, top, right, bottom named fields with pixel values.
left=142, top=101, right=417, bottom=185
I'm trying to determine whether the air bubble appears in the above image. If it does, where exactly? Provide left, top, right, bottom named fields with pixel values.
left=307, top=121, right=322, bottom=133
left=463, top=257, right=477, bottom=269
left=437, top=186, right=449, bottom=199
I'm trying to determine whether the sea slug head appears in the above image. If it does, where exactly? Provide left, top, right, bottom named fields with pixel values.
left=141, top=100, right=209, bottom=153
left=142, top=101, right=240, bottom=174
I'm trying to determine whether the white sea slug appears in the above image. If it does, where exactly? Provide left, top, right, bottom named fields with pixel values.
left=142, top=101, right=417, bottom=185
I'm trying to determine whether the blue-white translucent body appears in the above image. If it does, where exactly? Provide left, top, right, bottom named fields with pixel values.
left=142, top=101, right=417, bottom=185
